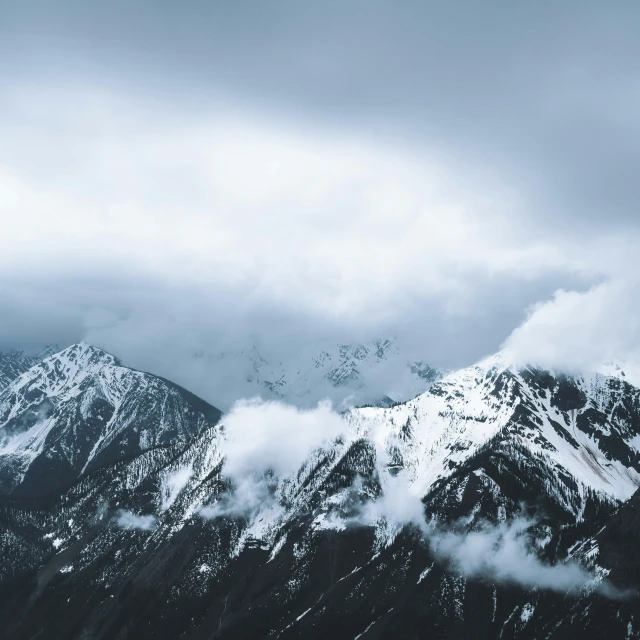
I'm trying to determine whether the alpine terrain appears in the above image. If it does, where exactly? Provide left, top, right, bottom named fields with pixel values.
left=1, top=344, right=639, bottom=639
left=188, top=338, right=442, bottom=410
left=0, top=346, right=58, bottom=392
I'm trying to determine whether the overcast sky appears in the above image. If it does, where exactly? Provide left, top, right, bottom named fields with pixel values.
left=1, top=1, right=639, bottom=391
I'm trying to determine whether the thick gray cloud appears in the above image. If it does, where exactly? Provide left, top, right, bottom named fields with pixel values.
left=1, top=1, right=639, bottom=391
left=3, top=1, right=639, bottom=227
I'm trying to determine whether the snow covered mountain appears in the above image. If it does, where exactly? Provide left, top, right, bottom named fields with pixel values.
left=191, top=338, right=441, bottom=410
left=0, top=351, right=38, bottom=391
left=0, top=343, right=221, bottom=496
left=348, top=353, right=640, bottom=505
left=1, top=346, right=640, bottom=638
left=0, top=351, right=41, bottom=391
left=0, top=345, right=58, bottom=391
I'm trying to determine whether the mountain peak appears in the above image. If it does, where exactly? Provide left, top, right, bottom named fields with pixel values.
left=48, top=342, right=119, bottom=366
left=2, top=342, right=124, bottom=399
left=0, top=341, right=221, bottom=496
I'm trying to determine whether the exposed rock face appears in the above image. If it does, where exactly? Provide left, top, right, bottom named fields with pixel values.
left=0, top=343, right=221, bottom=496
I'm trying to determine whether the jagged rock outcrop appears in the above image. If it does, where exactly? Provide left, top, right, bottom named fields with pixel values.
left=0, top=343, right=221, bottom=496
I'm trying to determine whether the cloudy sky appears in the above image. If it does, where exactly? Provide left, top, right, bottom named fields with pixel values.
left=1, top=1, right=639, bottom=391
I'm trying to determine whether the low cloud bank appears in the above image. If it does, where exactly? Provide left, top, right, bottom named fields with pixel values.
left=200, top=398, right=344, bottom=520
left=199, top=475, right=278, bottom=520
left=356, top=488, right=633, bottom=599
left=502, top=280, right=640, bottom=380
left=350, top=487, right=631, bottom=599
left=160, top=465, right=194, bottom=511
left=197, top=397, right=628, bottom=599
left=430, top=517, right=590, bottom=593
left=431, top=516, right=638, bottom=599
left=115, top=510, right=157, bottom=531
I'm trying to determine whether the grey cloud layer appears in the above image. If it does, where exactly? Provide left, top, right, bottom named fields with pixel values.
left=0, top=83, right=593, bottom=387
left=1, top=1, right=639, bottom=384
left=3, top=1, right=639, bottom=228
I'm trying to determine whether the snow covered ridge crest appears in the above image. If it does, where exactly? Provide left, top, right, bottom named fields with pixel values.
left=2, top=341, right=640, bottom=507
left=153, top=350, right=640, bottom=549
left=0, top=342, right=221, bottom=495
left=345, top=352, right=640, bottom=504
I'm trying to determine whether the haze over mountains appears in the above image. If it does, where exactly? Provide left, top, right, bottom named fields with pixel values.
left=3, top=2, right=640, bottom=638
left=187, top=338, right=441, bottom=410
left=1, top=338, right=441, bottom=412
left=1, top=342, right=639, bottom=638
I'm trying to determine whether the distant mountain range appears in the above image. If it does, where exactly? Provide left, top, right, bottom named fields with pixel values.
left=190, top=337, right=442, bottom=410
left=0, top=343, right=639, bottom=638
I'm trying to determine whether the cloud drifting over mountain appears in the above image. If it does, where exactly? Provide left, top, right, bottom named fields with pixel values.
left=431, top=518, right=591, bottom=593
left=503, top=280, right=640, bottom=378
left=201, top=399, right=345, bottom=519
left=115, top=510, right=158, bottom=532
left=221, top=399, right=345, bottom=480
left=198, top=394, right=625, bottom=598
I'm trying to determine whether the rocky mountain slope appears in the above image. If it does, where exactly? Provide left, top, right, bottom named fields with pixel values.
left=0, top=343, right=221, bottom=496
left=0, top=351, right=39, bottom=392
left=0, top=345, right=58, bottom=392
left=1, top=346, right=639, bottom=639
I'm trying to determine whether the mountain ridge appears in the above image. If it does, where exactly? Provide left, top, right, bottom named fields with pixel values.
left=1, top=343, right=640, bottom=638
left=0, top=343, right=222, bottom=496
